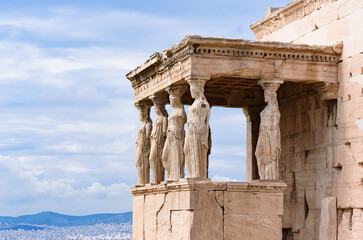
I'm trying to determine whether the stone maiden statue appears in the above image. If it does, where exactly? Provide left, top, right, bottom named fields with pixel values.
left=184, top=78, right=211, bottom=179
left=162, top=85, right=187, bottom=181
left=149, top=95, right=168, bottom=184
left=135, top=102, right=152, bottom=186
left=255, top=81, right=282, bottom=180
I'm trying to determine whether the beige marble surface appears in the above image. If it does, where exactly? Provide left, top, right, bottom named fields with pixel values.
left=131, top=180, right=286, bottom=240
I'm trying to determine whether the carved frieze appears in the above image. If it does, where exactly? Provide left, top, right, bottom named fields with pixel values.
left=127, top=35, right=341, bottom=103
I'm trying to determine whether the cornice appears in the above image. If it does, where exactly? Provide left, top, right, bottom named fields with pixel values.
left=250, top=0, right=334, bottom=39
left=126, top=34, right=341, bottom=89
left=126, top=52, right=161, bottom=81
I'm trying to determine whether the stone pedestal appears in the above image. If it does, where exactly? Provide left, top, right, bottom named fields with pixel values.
left=131, top=180, right=286, bottom=240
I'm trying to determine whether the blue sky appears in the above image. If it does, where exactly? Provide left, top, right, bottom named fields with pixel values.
left=0, top=0, right=292, bottom=216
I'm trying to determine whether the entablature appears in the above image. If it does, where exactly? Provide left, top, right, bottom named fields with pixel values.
left=126, top=35, right=341, bottom=105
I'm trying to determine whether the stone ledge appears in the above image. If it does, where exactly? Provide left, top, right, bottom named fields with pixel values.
left=250, top=0, right=337, bottom=40
left=131, top=180, right=287, bottom=196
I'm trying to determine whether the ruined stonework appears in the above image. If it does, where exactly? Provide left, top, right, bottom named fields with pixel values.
left=132, top=180, right=286, bottom=240
left=126, top=0, right=362, bottom=239
left=250, top=0, right=363, bottom=239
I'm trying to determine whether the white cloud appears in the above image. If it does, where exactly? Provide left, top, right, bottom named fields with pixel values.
left=0, top=8, right=183, bottom=42
left=55, top=121, right=136, bottom=136
left=85, top=182, right=130, bottom=196
left=56, top=160, right=90, bottom=173
left=0, top=41, right=148, bottom=88
left=51, top=141, right=84, bottom=153
left=211, top=146, right=246, bottom=157
left=0, top=154, right=132, bottom=215
left=212, top=175, right=238, bottom=182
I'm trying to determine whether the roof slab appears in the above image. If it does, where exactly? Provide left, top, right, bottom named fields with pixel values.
left=126, top=35, right=342, bottom=107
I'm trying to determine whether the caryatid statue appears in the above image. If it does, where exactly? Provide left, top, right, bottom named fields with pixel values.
left=184, top=77, right=211, bottom=179
left=149, top=95, right=168, bottom=184
left=161, top=85, right=187, bottom=182
left=135, top=102, right=152, bottom=186
left=255, top=79, right=283, bottom=180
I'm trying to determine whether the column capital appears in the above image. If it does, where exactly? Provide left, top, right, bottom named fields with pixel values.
left=185, top=74, right=210, bottom=89
left=165, top=84, right=188, bottom=97
left=242, top=108, right=250, bottom=119
left=257, top=79, right=284, bottom=92
left=134, top=101, right=152, bottom=110
left=313, top=82, right=338, bottom=101
left=243, top=107, right=263, bottom=121
left=184, top=74, right=210, bottom=82
left=149, top=93, right=167, bottom=106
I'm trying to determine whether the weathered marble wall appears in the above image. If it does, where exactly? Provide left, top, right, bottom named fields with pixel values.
left=132, top=180, right=286, bottom=240
left=278, top=84, right=337, bottom=239
left=253, top=1, right=363, bottom=239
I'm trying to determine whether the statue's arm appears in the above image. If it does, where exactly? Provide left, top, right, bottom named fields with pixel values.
left=162, top=117, right=168, bottom=136
left=135, top=134, right=142, bottom=163
left=205, top=106, right=210, bottom=126
left=180, top=109, right=187, bottom=124
left=146, top=123, right=152, bottom=139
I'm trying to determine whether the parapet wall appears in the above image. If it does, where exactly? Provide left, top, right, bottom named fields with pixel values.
left=251, top=0, right=363, bottom=47
left=132, top=180, right=286, bottom=240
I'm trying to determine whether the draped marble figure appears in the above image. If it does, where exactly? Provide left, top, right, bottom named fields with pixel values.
left=184, top=79, right=211, bottom=179
left=149, top=98, right=168, bottom=184
left=255, top=89, right=281, bottom=180
left=135, top=103, right=152, bottom=186
left=162, top=86, right=187, bottom=181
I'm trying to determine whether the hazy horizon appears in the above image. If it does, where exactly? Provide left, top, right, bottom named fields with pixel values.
left=0, top=211, right=133, bottom=218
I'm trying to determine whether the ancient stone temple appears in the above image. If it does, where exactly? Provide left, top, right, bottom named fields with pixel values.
left=126, top=0, right=363, bottom=239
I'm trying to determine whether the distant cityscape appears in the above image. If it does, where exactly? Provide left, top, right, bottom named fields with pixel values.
left=0, top=212, right=132, bottom=240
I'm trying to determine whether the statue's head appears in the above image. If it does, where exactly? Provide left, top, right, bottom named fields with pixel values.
left=187, top=78, right=207, bottom=99
left=169, top=95, right=181, bottom=108
left=135, top=102, right=150, bottom=122
left=138, top=109, right=146, bottom=121
left=151, top=95, right=168, bottom=117
left=154, top=105, right=161, bottom=115
left=258, top=80, right=283, bottom=104
left=166, top=85, right=187, bottom=109
left=154, top=103, right=168, bottom=117
left=190, top=85, right=203, bottom=99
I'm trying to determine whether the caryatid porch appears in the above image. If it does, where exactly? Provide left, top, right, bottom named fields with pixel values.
left=126, top=35, right=341, bottom=240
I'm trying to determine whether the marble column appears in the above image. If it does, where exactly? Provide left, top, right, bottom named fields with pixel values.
left=255, top=79, right=283, bottom=180
left=243, top=107, right=263, bottom=181
left=149, top=94, right=168, bottom=184
left=184, top=75, right=211, bottom=179
left=135, top=101, right=153, bottom=186
left=162, top=85, right=187, bottom=182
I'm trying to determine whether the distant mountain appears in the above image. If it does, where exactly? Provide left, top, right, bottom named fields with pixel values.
left=0, top=211, right=132, bottom=227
